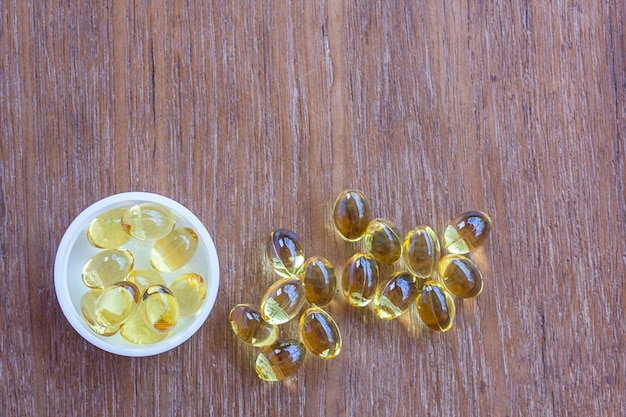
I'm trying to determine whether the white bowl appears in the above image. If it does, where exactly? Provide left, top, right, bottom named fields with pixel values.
left=54, top=192, right=220, bottom=357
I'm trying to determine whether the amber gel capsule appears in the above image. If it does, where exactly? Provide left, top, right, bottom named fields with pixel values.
left=341, top=253, right=379, bottom=307
left=125, top=269, right=167, bottom=293
left=363, top=218, right=403, bottom=264
left=443, top=210, right=492, bottom=254
left=260, top=277, right=307, bottom=325
left=438, top=254, right=483, bottom=298
left=81, top=290, right=118, bottom=336
left=170, top=273, right=207, bottom=317
left=86, top=208, right=131, bottom=249
left=120, top=311, right=169, bottom=345
left=403, top=226, right=440, bottom=278
left=121, top=203, right=176, bottom=241
left=332, top=189, right=371, bottom=241
left=82, top=248, right=134, bottom=289
left=229, top=304, right=278, bottom=347
left=255, top=339, right=306, bottom=381
left=299, top=307, right=342, bottom=359
left=416, top=281, right=455, bottom=332
left=374, top=271, right=419, bottom=320
left=267, top=229, right=305, bottom=278
left=300, top=256, right=336, bottom=307
left=141, top=285, right=180, bottom=333
left=94, top=281, right=140, bottom=328
left=150, top=227, right=199, bottom=272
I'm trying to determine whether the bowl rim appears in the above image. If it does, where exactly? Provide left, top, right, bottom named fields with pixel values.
left=54, top=191, right=220, bottom=357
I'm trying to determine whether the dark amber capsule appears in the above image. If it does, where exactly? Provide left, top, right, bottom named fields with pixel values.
left=403, top=226, right=440, bottom=278
left=332, top=189, right=371, bottom=241
left=229, top=304, right=278, bottom=347
left=416, top=281, right=455, bottom=332
left=300, top=256, right=336, bottom=307
left=341, top=253, right=379, bottom=307
left=443, top=210, right=492, bottom=254
left=438, top=254, right=483, bottom=298
left=260, top=277, right=307, bottom=325
left=267, top=229, right=305, bottom=278
left=363, top=219, right=403, bottom=264
left=299, top=307, right=342, bottom=359
left=255, top=339, right=306, bottom=381
left=374, top=271, right=419, bottom=320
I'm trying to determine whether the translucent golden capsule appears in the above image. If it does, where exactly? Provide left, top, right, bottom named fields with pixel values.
left=438, top=254, right=483, bottom=298
left=403, top=225, right=441, bottom=278
left=229, top=304, right=278, bottom=347
left=374, top=271, right=419, bottom=320
left=341, top=252, right=379, bottom=307
left=363, top=218, right=403, bottom=264
left=416, top=281, right=455, bottom=332
left=120, top=311, right=169, bottom=345
left=255, top=339, right=306, bottom=381
left=443, top=210, right=492, bottom=254
left=300, top=256, right=336, bottom=307
left=82, top=248, right=134, bottom=289
left=121, top=203, right=176, bottom=241
left=86, top=208, right=131, bottom=249
left=260, top=277, right=306, bottom=325
left=299, top=307, right=342, bottom=359
left=169, top=273, right=207, bottom=317
left=332, top=189, right=371, bottom=241
left=81, top=289, right=118, bottom=336
left=94, top=281, right=140, bottom=328
left=125, top=269, right=167, bottom=293
left=140, top=285, right=180, bottom=333
left=266, top=229, right=305, bottom=278
left=150, top=227, right=199, bottom=272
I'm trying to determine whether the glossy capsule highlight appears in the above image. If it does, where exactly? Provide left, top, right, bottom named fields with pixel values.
left=82, top=248, right=134, bottom=289
left=86, top=208, right=131, bottom=249
left=341, top=252, right=379, bottom=307
left=260, top=277, right=306, bottom=325
left=150, top=227, right=199, bottom=272
left=299, top=307, right=342, bottom=359
left=255, top=339, right=306, bottom=381
left=363, top=218, right=403, bottom=264
left=140, top=285, right=180, bottom=333
left=443, top=210, right=492, bottom=254
left=438, top=254, right=483, bottom=298
left=403, top=225, right=440, bottom=278
left=374, top=271, right=419, bottom=320
left=121, top=203, right=176, bottom=241
left=416, top=281, right=455, bottom=332
left=94, top=281, right=140, bottom=328
left=332, top=189, right=371, bottom=241
left=169, top=273, right=207, bottom=317
left=300, top=256, right=336, bottom=307
left=125, top=269, right=167, bottom=293
left=229, top=304, right=279, bottom=347
left=267, top=229, right=305, bottom=278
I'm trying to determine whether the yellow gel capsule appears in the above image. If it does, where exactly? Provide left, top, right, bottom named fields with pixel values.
left=403, top=225, right=441, bottom=278
left=255, top=339, right=306, bottom=381
left=299, top=307, right=342, bottom=359
left=229, top=304, right=279, bottom=347
left=363, top=218, right=403, bottom=264
left=374, top=271, right=419, bottom=320
left=120, top=311, right=169, bottom=345
left=341, top=252, right=379, bottom=307
left=150, top=227, right=199, bottom=272
left=260, top=277, right=306, bottom=325
left=416, top=281, right=455, bottom=332
left=332, top=189, right=371, bottom=241
left=82, top=248, right=134, bottom=289
left=141, top=285, right=180, bottom=333
left=121, top=203, right=176, bottom=241
left=125, top=269, right=167, bottom=293
left=81, top=289, right=118, bottom=336
left=169, top=273, right=207, bottom=317
left=266, top=229, right=305, bottom=278
left=300, top=256, right=336, bottom=307
left=86, top=208, right=131, bottom=249
left=438, top=254, right=483, bottom=298
left=94, top=281, right=140, bottom=328
left=443, top=210, right=492, bottom=254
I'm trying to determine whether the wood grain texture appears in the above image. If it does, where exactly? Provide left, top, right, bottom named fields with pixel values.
left=1, top=0, right=624, bottom=415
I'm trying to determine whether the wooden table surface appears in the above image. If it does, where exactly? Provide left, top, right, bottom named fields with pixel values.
left=1, top=0, right=624, bottom=416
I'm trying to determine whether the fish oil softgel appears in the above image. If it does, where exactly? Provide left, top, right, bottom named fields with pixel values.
left=374, top=271, right=419, bottom=320
left=332, top=189, right=371, bottom=241
left=416, top=281, right=455, bottom=332
left=87, top=208, right=131, bottom=249
left=403, top=226, right=440, bottom=278
left=443, top=210, right=492, bottom=254
left=260, top=277, right=307, bottom=325
left=267, top=229, right=305, bottom=277
left=140, top=285, right=180, bottom=333
left=169, top=273, right=207, bottom=317
left=121, top=203, right=176, bottom=241
left=125, top=269, right=167, bottom=293
left=300, top=256, right=336, bottom=307
left=299, top=307, right=342, bottom=359
left=363, top=218, right=403, bottom=264
left=438, top=254, right=483, bottom=298
left=255, top=339, right=307, bottom=381
left=120, top=311, right=170, bottom=345
left=82, top=249, right=134, bottom=289
left=94, top=281, right=141, bottom=328
left=150, top=227, right=199, bottom=272
left=341, top=252, right=380, bottom=307
left=81, top=290, right=119, bottom=336
left=229, top=304, right=279, bottom=347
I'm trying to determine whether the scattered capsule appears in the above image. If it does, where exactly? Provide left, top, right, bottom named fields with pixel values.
left=332, top=189, right=371, bottom=241
left=125, top=269, right=167, bottom=293
left=299, top=307, right=342, bottom=359
left=229, top=304, right=278, bottom=347
left=438, top=254, right=483, bottom=298
left=255, top=339, right=306, bottom=381
left=82, top=248, right=134, bottom=289
left=363, top=218, right=403, bottom=264
left=94, top=281, right=140, bottom=328
left=121, top=203, right=176, bottom=241
left=416, top=281, right=455, bottom=332
left=81, top=289, right=118, bottom=336
left=260, top=277, right=307, bottom=325
left=150, top=227, right=199, bottom=272
left=374, top=271, right=419, bottom=320
left=443, top=210, right=492, bottom=254
left=403, top=225, right=441, bottom=278
left=86, top=208, right=131, bottom=249
left=169, top=273, right=207, bottom=317
left=341, top=253, right=379, bottom=307
left=141, top=285, right=180, bottom=333
left=120, top=311, right=169, bottom=345
left=266, top=229, right=305, bottom=277
left=300, top=256, right=336, bottom=307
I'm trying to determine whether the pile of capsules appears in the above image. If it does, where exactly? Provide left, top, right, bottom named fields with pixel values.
left=80, top=203, right=207, bottom=345
left=229, top=189, right=492, bottom=381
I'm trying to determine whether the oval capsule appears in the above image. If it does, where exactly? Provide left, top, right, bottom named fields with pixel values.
left=82, top=248, right=134, bottom=289
left=94, top=281, right=140, bottom=328
left=81, top=289, right=119, bottom=336
left=416, top=281, right=455, bottom=332
left=125, top=269, right=167, bottom=293
left=169, top=273, right=207, bottom=317
left=140, top=285, right=180, bottom=333
left=229, top=304, right=279, bottom=347
left=255, top=339, right=306, bottom=381
left=363, top=218, right=403, bottom=264
left=438, top=254, right=483, bottom=298
left=266, top=229, right=305, bottom=278
left=121, top=203, right=176, bottom=241
left=341, top=252, right=379, bottom=307
left=403, top=225, right=440, bottom=278
left=260, top=277, right=306, bottom=325
left=374, top=271, right=419, bottom=320
left=120, top=311, right=169, bottom=345
left=332, top=189, right=371, bottom=241
left=300, top=256, right=336, bottom=307
left=299, top=307, right=342, bottom=359
left=150, top=227, right=199, bottom=272
left=443, top=210, right=492, bottom=254
left=86, top=208, right=131, bottom=249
